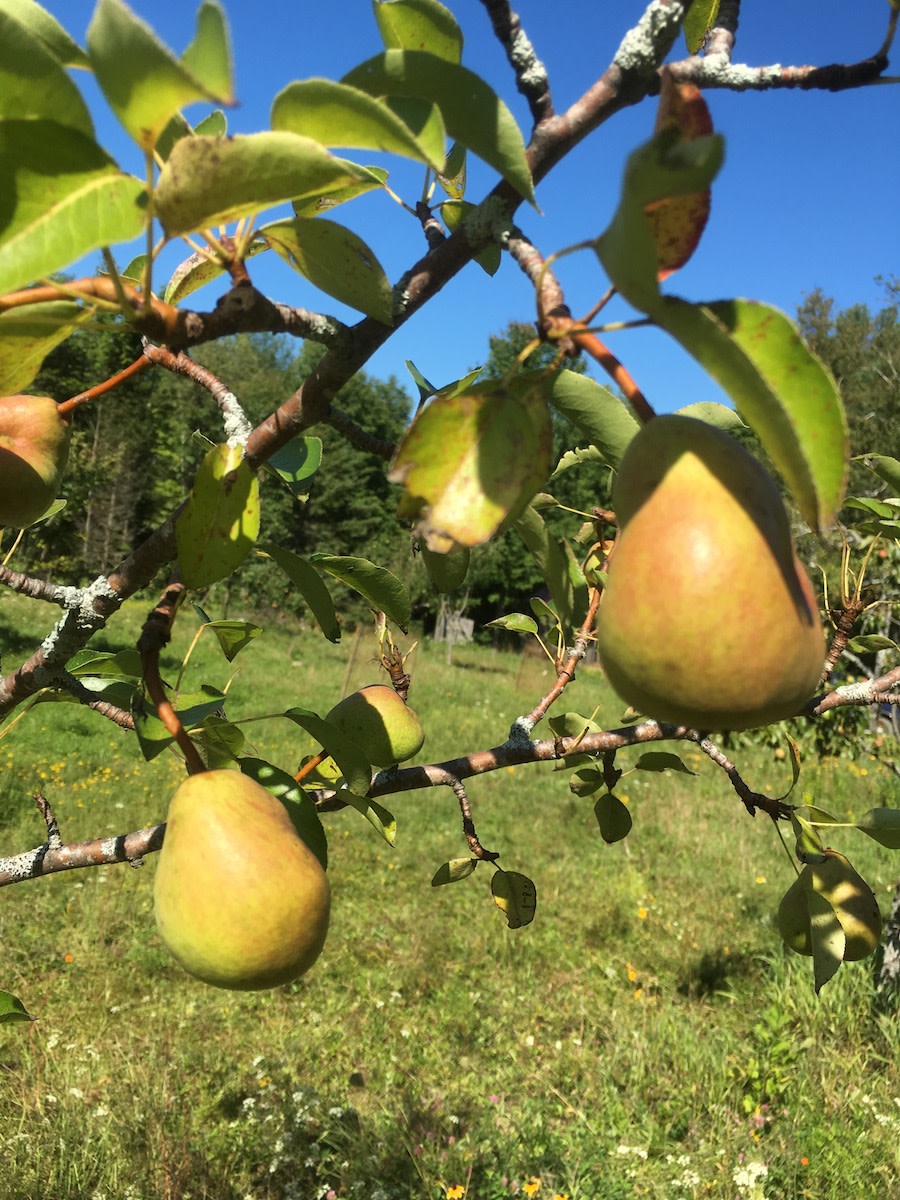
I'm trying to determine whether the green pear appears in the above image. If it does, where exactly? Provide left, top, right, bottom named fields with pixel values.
left=326, top=684, right=425, bottom=768
left=777, top=850, right=882, bottom=961
left=596, top=415, right=825, bottom=730
left=153, top=770, right=330, bottom=990
left=0, top=394, right=71, bottom=527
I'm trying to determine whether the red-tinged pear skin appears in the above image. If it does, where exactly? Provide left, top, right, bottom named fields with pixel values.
left=153, top=770, right=330, bottom=991
left=0, top=394, right=71, bottom=527
left=326, top=684, right=425, bottom=768
left=596, top=415, right=825, bottom=731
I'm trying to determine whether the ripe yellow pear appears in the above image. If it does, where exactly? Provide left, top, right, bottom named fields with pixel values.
left=153, top=770, right=330, bottom=990
left=0, top=394, right=71, bottom=527
left=777, top=850, right=882, bottom=961
left=596, top=415, right=825, bottom=730
left=326, top=684, right=425, bottom=768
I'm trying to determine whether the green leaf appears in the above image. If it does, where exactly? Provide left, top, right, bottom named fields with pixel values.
left=547, top=711, right=603, bottom=739
left=548, top=371, right=641, bottom=469
left=569, top=767, right=603, bottom=797
left=0, top=302, right=92, bottom=394
left=551, top=445, right=606, bottom=478
left=373, top=0, right=463, bottom=62
left=513, top=505, right=578, bottom=632
left=272, top=78, right=445, bottom=170
left=155, top=133, right=370, bottom=237
left=844, top=496, right=898, bottom=518
left=856, top=808, right=900, bottom=850
left=259, top=544, right=341, bottom=642
left=390, top=380, right=552, bottom=553
left=87, top=0, right=233, bottom=151
left=807, top=881, right=845, bottom=994
left=175, top=444, right=260, bottom=589
left=343, top=50, right=534, bottom=204
left=132, top=683, right=226, bottom=761
left=0, top=991, right=34, bottom=1024
left=309, top=554, right=411, bottom=632
left=419, top=542, right=470, bottom=593
left=859, top=454, right=900, bottom=494
left=198, top=618, right=262, bottom=662
left=193, top=712, right=245, bottom=769
left=283, top=707, right=373, bottom=797
left=654, top=298, right=848, bottom=532
left=0, top=0, right=89, bottom=68
left=491, top=869, right=537, bottom=928
left=440, top=200, right=501, bottom=275
left=260, top=217, right=393, bottom=324
left=0, top=10, right=93, bottom=133
left=291, top=164, right=389, bottom=218
left=847, top=634, right=899, bottom=654
left=0, top=120, right=146, bottom=295
left=266, top=435, right=322, bottom=497
left=483, top=613, right=537, bottom=635
left=632, top=752, right=696, bottom=775
left=163, top=236, right=268, bottom=304
left=594, top=792, right=633, bottom=843
left=341, top=792, right=397, bottom=845
left=682, top=0, right=720, bottom=52
left=431, top=857, right=478, bottom=885
left=239, top=757, right=328, bottom=869
left=68, top=648, right=142, bottom=678
left=595, top=129, right=725, bottom=312
left=675, top=401, right=745, bottom=433
left=791, top=812, right=827, bottom=865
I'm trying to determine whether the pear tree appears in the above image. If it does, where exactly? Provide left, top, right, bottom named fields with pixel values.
left=0, top=0, right=898, bottom=1015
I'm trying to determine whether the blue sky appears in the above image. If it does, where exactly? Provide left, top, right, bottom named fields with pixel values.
left=42, top=0, right=900, bottom=412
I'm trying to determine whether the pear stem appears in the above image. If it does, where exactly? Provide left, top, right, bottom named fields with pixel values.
left=58, top=354, right=151, bottom=417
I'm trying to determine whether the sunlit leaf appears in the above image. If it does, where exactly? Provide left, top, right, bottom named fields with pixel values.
left=0, top=302, right=92, bottom=394
left=193, top=712, right=245, bottom=768
left=807, top=882, right=844, bottom=994
left=491, top=869, right=537, bottom=928
left=0, top=10, right=93, bottom=133
left=175, top=444, right=260, bottom=589
left=655, top=298, right=848, bottom=532
left=548, top=371, right=641, bottom=469
left=283, top=707, right=372, bottom=797
left=374, top=0, right=463, bottom=63
left=0, top=991, right=34, bottom=1024
left=437, top=140, right=466, bottom=198
left=514, top=505, right=585, bottom=633
left=675, top=401, right=745, bottom=433
left=431, top=857, right=478, bottom=885
left=155, top=133, right=370, bottom=236
left=440, top=200, right=501, bottom=275
left=0, top=120, right=146, bottom=295
left=291, top=164, right=389, bottom=218
left=343, top=50, right=534, bottom=204
left=857, top=807, right=900, bottom=850
left=547, top=711, right=603, bottom=739
left=132, top=683, right=226, bottom=761
left=309, top=554, right=411, bottom=632
left=341, top=792, right=398, bottom=845
left=858, top=454, right=900, bottom=493
left=0, top=0, right=90, bottom=68
left=87, top=0, right=233, bottom=151
left=791, top=811, right=827, bottom=864
left=483, top=613, right=537, bottom=635
left=682, top=0, right=720, bottom=53
left=847, top=634, right=899, bottom=653
left=260, top=216, right=393, bottom=323
left=197, top=617, right=262, bottom=662
left=272, top=77, right=444, bottom=169
left=239, top=756, right=328, bottom=869
left=390, top=380, right=553, bottom=553
left=259, top=544, right=340, bottom=643
left=266, top=435, right=322, bottom=497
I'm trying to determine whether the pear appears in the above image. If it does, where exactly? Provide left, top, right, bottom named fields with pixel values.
left=777, top=850, right=882, bottom=961
left=596, top=415, right=825, bottom=730
left=0, top=394, right=71, bottom=527
left=153, top=770, right=330, bottom=990
left=326, top=684, right=425, bottom=768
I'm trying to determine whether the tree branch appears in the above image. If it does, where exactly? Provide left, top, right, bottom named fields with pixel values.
left=479, top=0, right=554, bottom=124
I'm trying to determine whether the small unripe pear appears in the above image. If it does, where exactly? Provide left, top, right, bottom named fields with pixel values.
left=596, top=415, right=825, bottom=730
left=326, top=684, right=425, bottom=768
left=153, top=770, right=330, bottom=990
left=0, top=394, right=71, bottom=527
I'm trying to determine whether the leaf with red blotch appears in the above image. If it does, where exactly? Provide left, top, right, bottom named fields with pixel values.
left=644, top=76, right=714, bottom=281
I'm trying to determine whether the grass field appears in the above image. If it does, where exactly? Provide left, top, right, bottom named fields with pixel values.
left=0, top=591, right=899, bottom=1200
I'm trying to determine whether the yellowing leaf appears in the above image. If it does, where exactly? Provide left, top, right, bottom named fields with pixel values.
left=491, top=869, right=537, bottom=928
left=176, top=444, right=260, bottom=589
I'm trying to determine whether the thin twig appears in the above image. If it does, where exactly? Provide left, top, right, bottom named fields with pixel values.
left=142, top=341, right=253, bottom=445
left=479, top=0, right=554, bottom=124
left=425, top=767, right=500, bottom=861
left=523, top=587, right=602, bottom=728
left=58, top=354, right=151, bottom=417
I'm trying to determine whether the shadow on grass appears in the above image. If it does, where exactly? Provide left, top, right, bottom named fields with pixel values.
left=676, top=947, right=763, bottom=999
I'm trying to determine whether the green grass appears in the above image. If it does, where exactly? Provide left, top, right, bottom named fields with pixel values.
left=0, top=591, right=899, bottom=1199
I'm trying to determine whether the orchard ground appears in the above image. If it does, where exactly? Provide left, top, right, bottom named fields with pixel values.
left=0, top=592, right=898, bottom=1200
